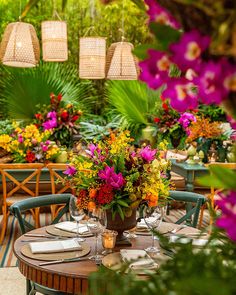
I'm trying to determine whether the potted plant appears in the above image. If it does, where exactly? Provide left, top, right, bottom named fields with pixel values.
left=64, top=131, right=170, bottom=243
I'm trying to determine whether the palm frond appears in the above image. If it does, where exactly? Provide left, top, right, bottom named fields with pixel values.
left=0, top=62, right=94, bottom=120
left=106, top=80, right=161, bottom=132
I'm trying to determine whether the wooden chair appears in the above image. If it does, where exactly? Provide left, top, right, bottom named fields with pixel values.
left=0, top=163, right=44, bottom=244
left=169, top=190, right=207, bottom=228
left=47, top=163, right=72, bottom=219
left=199, top=162, right=236, bottom=227
left=10, top=194, right=72, bottom=295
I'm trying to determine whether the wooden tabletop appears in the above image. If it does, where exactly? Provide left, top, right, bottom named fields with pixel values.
left=14, top=227, right=153, bottom=294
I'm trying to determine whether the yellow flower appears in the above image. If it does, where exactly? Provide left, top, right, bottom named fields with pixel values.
left=0, top=134, right=12, bottom=151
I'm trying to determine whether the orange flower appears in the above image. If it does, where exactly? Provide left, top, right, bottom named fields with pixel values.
left=89, top=189, right=97, bottom=198
left=87, top=201, right=96, bottom=211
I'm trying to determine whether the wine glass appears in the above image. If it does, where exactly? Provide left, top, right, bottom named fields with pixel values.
left=143, top=206, right=164, bottom=254
left=69, top=195, right=86, bottom=242
left=87, top=208, right=107, bottom=262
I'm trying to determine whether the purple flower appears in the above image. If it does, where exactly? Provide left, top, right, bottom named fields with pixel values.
left=98, top=166, right=125, bottom=189
left=64, top=165, right=77, bottom=176
left=170, top=30, right=210, bottom=72
left=194, top=61, right=228, bottom=105
left=162, top=78, right=198, bottom=112
left=221, top=59, right=236, bottom=93
left=215, top=191, right=236, bottom=242
left=178, top=112, right=197, bottom=129
left=227, top=115, right=236, bottom=130
left=42, top=118, right=57, bottom=130
left=87, top=143, right=101, bottom=157
left=145, top=0, right=180, bottom=29
left=139, top=50, right=171, bottom=89
left=139, top=146, right=157, bottom=162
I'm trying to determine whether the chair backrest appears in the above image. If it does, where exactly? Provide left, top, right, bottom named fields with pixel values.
left=169, top=190, right=207, bottom=227
left=0, top=163, right=44, bottom=204
left=47, top=163, right=72, bottom=195
left=10, top=193, right=72, bottom=234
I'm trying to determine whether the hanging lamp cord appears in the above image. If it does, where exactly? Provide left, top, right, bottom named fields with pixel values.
left=18, top=0, right=22, bottom=21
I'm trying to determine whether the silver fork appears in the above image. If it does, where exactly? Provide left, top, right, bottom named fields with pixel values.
left=163, top=225, right=187, bottom=235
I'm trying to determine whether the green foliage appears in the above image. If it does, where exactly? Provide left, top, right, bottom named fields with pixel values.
left=0, top=63, right=93, bottom=120
left=197, top=166, right=236, bottom=190
left=106, top=80, right=161, bottom=134
left=0, top=120, right=14, bottom=135
left=198, top=104, right=227, bottom=122
left=89, top=228, right=236, bottom=295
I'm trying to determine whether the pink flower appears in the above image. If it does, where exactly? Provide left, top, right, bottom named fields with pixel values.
left=215, top=191, right=236, bottom=242
left=47, top=111, right=57, bottom=119
left=139, top=146, right=157, bottom=162
left=98, top=166, right=125, bottom=189
left=40, top=143, right=48, bottom=152
left=162, top=78, right=198, bottom=112
left=145, top=0, right=180, bottom=29
left=194, top=61, right=227, bottom=105
left=139, top=50, right=171, bottom=89
left=64, top=165, right=77, bottom=176
left=42, top=118, right=57, bottom=130
left=170, top=30, right=210, bottom=72
left=178, top=112, right=196, bottom=129
left=18, top=135, right=23, bottom=143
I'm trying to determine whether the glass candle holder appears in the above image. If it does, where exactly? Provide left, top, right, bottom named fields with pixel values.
left=101, top=230, right=118, bottom=255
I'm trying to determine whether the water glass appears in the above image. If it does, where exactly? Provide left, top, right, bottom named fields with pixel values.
left=69, top=195, right=86, bottom=242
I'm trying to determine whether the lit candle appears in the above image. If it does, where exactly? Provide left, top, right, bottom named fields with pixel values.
left=101, top=230, right=118, bottom=254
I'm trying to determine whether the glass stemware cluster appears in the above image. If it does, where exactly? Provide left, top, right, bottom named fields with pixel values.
left=69, top=195, right=107, bottom=262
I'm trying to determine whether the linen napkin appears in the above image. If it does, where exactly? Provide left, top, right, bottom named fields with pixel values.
left=55, top=221, right=89, bottom=234
left=136, top=217, right=157, bottom=230
left=29, top=238, right=82, bottom=254
left=120, top=249, right=157, bottom=270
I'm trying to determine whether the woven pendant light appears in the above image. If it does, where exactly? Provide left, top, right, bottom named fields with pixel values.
left=79, top=37, right=106, bottom=79
left=41, top=21, right=68, bottom=62
left=106, top=42, right=139, bottom=80
left=0, top=22, right=40, bottom=68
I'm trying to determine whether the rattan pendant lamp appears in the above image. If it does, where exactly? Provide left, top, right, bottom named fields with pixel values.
left=0, top=21, right=40, bottom=68
left=41, top=6, right=68, bottom=62
left=106, top=0, right=138, bottom=80
left=79, top=0, right=106, bottom=79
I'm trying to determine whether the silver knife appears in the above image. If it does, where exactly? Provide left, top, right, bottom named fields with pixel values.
left=39, top=256, right=92, bottom=266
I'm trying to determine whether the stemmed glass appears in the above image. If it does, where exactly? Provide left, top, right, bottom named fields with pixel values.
left=143, top=206, right=164, bottom=254
left=87, top=208, right=107, bottom=262
left=69, top=195, right=86, bottom=242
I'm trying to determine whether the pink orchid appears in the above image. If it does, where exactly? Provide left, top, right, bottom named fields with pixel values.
left=64, top=165, right=77, bottom=176
left=98, top=166, right=125, bottom=189
left=139, top=146, right=157, bottom=162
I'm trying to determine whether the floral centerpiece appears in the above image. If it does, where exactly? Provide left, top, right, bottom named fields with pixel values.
left=34, top=93, right=82, bottom=148
left=0, top=123, right=59, bottom=163
left=64, top=131, right=170, bottom=220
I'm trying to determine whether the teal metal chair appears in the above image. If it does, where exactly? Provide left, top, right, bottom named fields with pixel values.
left=168, top=190, right=207, bottom=228
left=10, top=193, right=73, bottom=295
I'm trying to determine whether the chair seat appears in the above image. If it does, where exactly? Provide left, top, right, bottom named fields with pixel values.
left=6, top=196, right=33, bottom=206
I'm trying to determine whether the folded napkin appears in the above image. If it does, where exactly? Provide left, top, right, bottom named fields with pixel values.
left=30, top=238, right=82, bottom=254
left=55, top=221, right=89, bottom=234
left=137, top=217, right=157, bottom=230
left=120, top=249, right=157, bottom=270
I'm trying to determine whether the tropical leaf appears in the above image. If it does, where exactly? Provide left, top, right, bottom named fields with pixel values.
left=106, top=80, right=161, bottom=133
left=0, top=62, right=94, bottom=120
left=21, top=0, right=41, bottom=19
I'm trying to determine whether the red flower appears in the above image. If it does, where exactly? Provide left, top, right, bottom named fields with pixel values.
left=160, top=94, right=166, bottom=101
left=50, top=93, right=55, bottom=104
left=57, top=93, right=63, bottom=101
left=97, top=184, right=114, bottom=205
left=35, top=113, right=42, bottom=120
left=71, top=115, right=79, bottom=123
left=162, top=102, right=169, bottom=111
left=154, top=117, right=161, bottom=123
left=60, top=110, right=69, bottom=122
left=26, top=150, right=36, bottom=163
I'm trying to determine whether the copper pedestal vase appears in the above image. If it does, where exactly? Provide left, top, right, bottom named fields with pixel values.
left=106, top=209, right=137, bottom=246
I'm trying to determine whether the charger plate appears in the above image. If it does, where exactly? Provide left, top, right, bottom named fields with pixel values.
left=102, top=252, right=160, bottom=275
left=46, top=224, right=93, bottom=238
left=21, top=243, right=90, bottom=261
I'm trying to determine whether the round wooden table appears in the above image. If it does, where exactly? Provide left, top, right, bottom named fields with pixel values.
left=14, top=227, right=153, bottom=294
